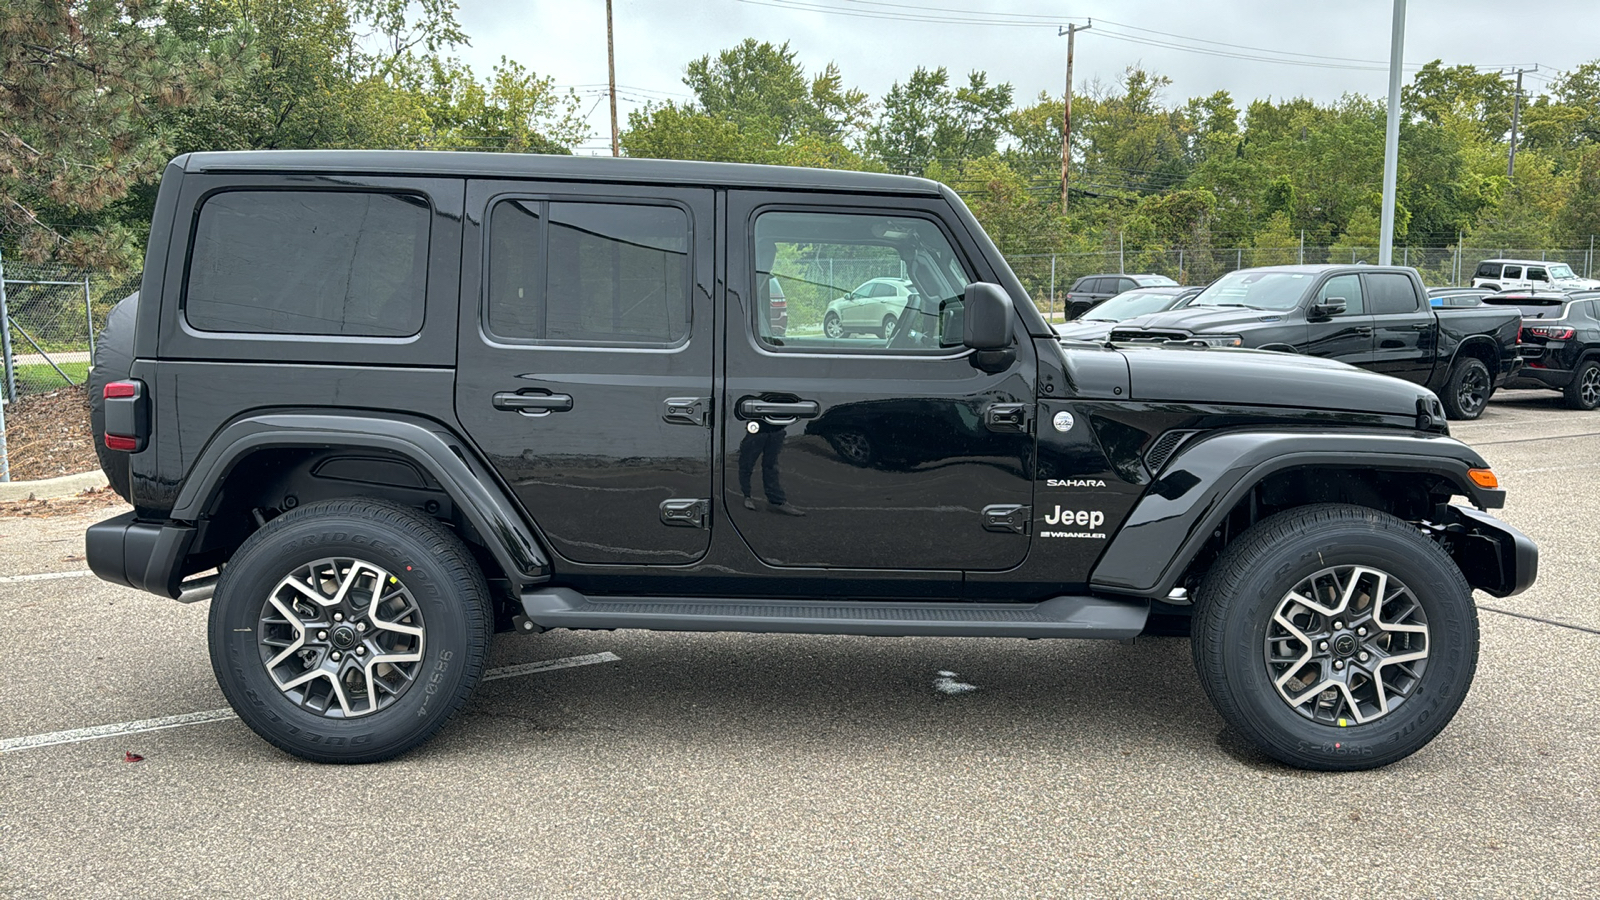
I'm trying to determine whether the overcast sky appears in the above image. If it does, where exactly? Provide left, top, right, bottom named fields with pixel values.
left=453, top=0, right=1599, bottom=154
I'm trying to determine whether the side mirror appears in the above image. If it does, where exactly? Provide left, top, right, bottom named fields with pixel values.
left=1310, top=297, right=1347, bottom=318
left=961, top=282, right=1014, bottom=351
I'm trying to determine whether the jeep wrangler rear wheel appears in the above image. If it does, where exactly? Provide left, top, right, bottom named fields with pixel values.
left=1192, top=504, right=1478, bottom=771
left=209, top=498, right=491, bottom=763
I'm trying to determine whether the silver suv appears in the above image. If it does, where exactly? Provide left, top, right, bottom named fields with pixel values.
left=823, top=276, right=916, bottom=339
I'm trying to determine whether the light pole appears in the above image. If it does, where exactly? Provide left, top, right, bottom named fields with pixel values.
left=1378, top=0, right=1406, bottom=266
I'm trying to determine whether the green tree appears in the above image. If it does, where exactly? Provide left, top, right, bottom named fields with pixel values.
left=1, top=0, right=245, bottom=266
left=624, top=38, right=867, bottom=167
left=866, top=67, right=1013, bottom=176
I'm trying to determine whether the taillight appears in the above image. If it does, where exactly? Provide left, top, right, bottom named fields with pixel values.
left=1526, top=325, right=1574, bottom=340
left=102, top=379, right=148, bottom=452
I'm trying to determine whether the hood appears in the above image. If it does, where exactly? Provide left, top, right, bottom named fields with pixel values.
left=1117, top=344, right=1435, bottom=418
left=1112, top=305, right=1290, bottom=335
left=1054, top=320, right=1116, bottom=341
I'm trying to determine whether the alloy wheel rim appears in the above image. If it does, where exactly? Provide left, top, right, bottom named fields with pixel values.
left=257, top=557, right=426, bottom=718
left=1264, top=565, right=1430, bottom=726
left=825, top=316, right=842, bottom=338
left=1582, top=367, right=1600, bottom=406
left=1458, top=367, right=1488, bottom=415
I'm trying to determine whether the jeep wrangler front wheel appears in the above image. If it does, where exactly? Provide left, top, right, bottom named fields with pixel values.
left=1192, top=504, right=1478, bottom=771
left=208, top=499, right=491, bottom=763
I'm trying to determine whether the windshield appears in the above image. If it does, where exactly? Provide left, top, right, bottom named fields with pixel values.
left=1188, top=270, right=1311, bottom=311
left=1550, top=264, right=1578, bottom=280
left=1084, top=289, right=1180, bottom=321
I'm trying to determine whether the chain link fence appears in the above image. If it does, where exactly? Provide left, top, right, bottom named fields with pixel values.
left=1, top=260, right=142, bottom=401
left=1011, top=244, right=1600, bottom=320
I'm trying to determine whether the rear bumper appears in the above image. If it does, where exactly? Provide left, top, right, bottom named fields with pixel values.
left=86, top=511, right=197, bottom=599
left=1439, top=506, right=1538, bottom=598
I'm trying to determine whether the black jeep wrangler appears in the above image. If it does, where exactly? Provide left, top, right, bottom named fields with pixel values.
left=87, top=151, right=1536, bottom=770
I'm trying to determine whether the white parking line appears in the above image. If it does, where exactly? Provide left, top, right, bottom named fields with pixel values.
left=0, top=570, right=95, bottom=584
left=0, top=651, right=621, bottom=754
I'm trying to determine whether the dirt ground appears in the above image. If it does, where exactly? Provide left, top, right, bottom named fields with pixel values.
left=3, top=385, right=97, bottom=480
left=0, top=485, right=127, bottom=519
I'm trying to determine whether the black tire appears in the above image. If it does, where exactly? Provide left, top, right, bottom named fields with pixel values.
left=208, top=498, right=491, bottom=763
left=1441, top=356, right=1492, bottom=420
left=1562, top=359, right=1600, bottom=410
left=880, top=314, right=897, bottom=340
left=1192, top=504, right=1478, bottom=771
left=88, top=292, right=139, bottom=502
left=824, top=313, right=844, bottom=339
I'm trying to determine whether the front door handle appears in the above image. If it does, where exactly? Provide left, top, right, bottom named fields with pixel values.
left=493, top=391, right=573, bottom=416
left=739, top=398, right=820, bottom=426
left=1355, top=326, right=1374, bottom=336
left=984, top=402, right=1031, bottom=433
left=1411, top=323, right=1432, bottom=331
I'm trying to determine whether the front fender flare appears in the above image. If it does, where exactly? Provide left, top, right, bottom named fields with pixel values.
left=172, top=412, right=550, bottom=586
left=1089, top=430, right=1500, bottom=598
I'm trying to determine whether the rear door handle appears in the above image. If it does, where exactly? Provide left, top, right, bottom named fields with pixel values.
left=1411, top=323, right=1432, bottom=330
left=493, top=391, right=573, bottom=416
left=1355, top=326, right=1374, bottom=336
left=739, top=398, right=820, bottom=426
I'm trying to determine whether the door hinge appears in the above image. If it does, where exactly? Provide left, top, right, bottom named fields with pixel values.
left=984, top=402, right=1032, bottom=433
left=982, top=504, right=1031, bottom=535
left=663, top=397, right=708, bottom=427
left=659, top=498, right=710, bottom=528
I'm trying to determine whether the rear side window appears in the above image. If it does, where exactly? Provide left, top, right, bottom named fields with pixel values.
left=1365, top=273, right=1419, bottom=315
left=1504, top=266, right=1523, bottom=279
left=488, top=200, right=690, bottom=346
left=186, top=191, right=430, bottom=336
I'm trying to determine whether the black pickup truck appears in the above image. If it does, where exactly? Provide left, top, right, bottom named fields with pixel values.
left=86, top=152, right=1534, bottom=772
left=1106, top=266, right=1522, bottom=419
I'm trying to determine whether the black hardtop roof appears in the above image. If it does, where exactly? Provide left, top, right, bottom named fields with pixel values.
left=178, top=150, right=946, bottom=195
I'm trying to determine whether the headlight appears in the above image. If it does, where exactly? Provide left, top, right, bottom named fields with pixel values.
left=1187, top=334, right=1244, bottom=348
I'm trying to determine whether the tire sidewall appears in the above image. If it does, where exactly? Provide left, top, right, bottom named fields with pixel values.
left=209, top=511, right=482, bottom=761
left=1447, top=357, right=1490, bottom=420
left=1214, top=523, right=1477, bottom=769
left=1567, top=360, right=1600, bottom=410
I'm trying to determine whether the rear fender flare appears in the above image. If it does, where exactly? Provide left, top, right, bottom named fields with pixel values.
left=173, top=412, right=550, bottom=586
left=1089, top=430, right=1499, bottom=598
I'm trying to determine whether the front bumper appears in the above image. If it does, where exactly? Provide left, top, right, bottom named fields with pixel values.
left=86, top=511, right=198, bottom=599
left=1438, top=506, right=1538, bottom=598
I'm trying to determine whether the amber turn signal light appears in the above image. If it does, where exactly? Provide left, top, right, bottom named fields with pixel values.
left=1468, top=468, right=1498, bottom=489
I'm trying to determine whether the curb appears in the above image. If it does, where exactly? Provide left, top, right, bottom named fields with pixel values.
left=0, top=471, right=110, bottom=502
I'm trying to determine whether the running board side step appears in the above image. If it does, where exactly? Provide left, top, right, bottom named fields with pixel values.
left=518, top=588, right=1148, bottom=639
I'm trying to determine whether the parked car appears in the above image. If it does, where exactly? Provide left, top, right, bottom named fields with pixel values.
left=824, top=276, right=915, bottom=339
left=1054, top=286, right=1202, bottom=341
left=1063, top=273, right=1179, bottom=319
left=1427, top=286, right=1492, bottom=307
left=85, top=151, right=1534, bottom=772
left=1490, top=290, right=1600, bottom=409
left=1470, top=259, right=1600, bottom=293
left=1107, top=265, right=1523, bottom=419
left=767, top=276, right=787, bottom=336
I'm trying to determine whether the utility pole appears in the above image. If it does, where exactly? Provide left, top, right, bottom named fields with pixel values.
left=1058, top=21, right=1090, bottom=214
left=1378, top=0, right=1405, bottom=266
left=1507, top=67, right=1530, bottom=179
left=606, top=0, right=619, bottom=157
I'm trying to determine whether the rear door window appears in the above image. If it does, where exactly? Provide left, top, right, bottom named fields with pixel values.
left=185, top=190, right=430, bottom=336
left=1364, top=273, right=1420, bottom=315
left=487, top=200, right=691, bottom=346
left=1504, top=266, right=1523, bottom=279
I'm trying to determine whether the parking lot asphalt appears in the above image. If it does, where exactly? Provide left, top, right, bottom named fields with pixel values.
left=2, top=391, right=1597, bottom=898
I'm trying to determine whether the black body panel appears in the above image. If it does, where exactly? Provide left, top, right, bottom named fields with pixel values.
left=1090, top=430, right=1500, bottom=598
